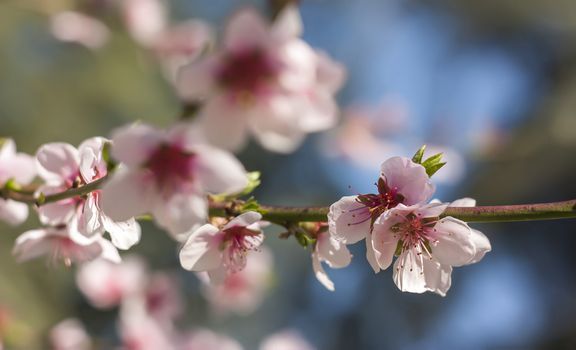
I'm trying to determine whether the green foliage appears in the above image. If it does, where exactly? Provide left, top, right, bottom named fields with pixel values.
left=412, top=145, right=447, bottom=177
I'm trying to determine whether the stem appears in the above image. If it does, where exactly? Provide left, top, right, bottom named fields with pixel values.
left=209, top=200, right=576, bottom=224
left=2, top=178, right=575, bottom=223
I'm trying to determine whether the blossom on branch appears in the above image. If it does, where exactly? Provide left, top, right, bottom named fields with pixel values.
left=328, top=156, right=434, bottom=271
left=197, top=247, right=273, bottom=315
left=371, top=201, right=490, bottom=296
left=12, top=224, right=121, bottom=266
left=36, top=138, right=141, bottom=250
left=179, top=211, right=265, bottom=283
left=177, top=6, right=345, bottom=153
left=0, top=139, right=36, bottom=226
left=100, top=123, right=248, bottom=239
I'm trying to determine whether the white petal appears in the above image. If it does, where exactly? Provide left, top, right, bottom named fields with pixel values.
left=371, top=215, right=402, bottom=270
left=271, top=5, right=302, bottom=41
left=176, top=56, right=218, bottom=101
left=469, top=228, right=491, bottom=264
left=392, top=250, right=427, bottom=294
left=100, top=169, right=155, bottom=222
left=77, top=195, right=103, bottom=237
left=380, top=156, right=435, bottom=205
left=152, top=193, right=207, bottom=240
left=196, top=97, right=249, bottom=151
left=0, top=152, right=36, bottom=185
left=179, top=224, right=222, bottom=271
left=0, top=139, right=16, bottom=160
left=316, top=233, right=351, bottom=269
left=432, top=217, right=476, bottom=267
left=224, top=8, right=269, bottom=52
left=328, top=196, right=371, bottom=244
left=194, top=145, right=248, bottom=195
left=315, top=50, right=346, bottom=93
left=312, top=252, right=334, bottom=291
left=223, top=211, right=262, bottom=230
left=36, top=142, right=79, bottom=182
left=450, top=197, right=476, bottom=207
left=102, top=216, right=141, bottom=250
left=365, top=234, right=380, bottom=273
left=249, top=98, right=307, bottom=153
left=423, top=260, right=452, bottom=297
left=12, top=229, right=51, bottom=262
left=97, top=238, right=122, bottom=263
left=0, top=199, right=28, bottom=226
left=109, top=123, right=162, bottom=166
left=37, top=198, right=77, bottom=226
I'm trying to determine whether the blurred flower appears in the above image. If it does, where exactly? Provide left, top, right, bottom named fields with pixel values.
left=179, top=211, right=264, bottom=283
left=36, top=138, right=141, bottom=250
left=143, top=273, right=185, bottom=323
left=180, top=329, right=243, bottom=350
left=12, top=225, right=121, bottom=266
left=151, top=20, right=214, bottom=80
left=76, top=256, right=147, bottom=309
left=101, top=123, right=248, bottom=240
left=198, top=247, right=273, bottom=315
left=50, top=11, right=110, bottom=50
left=0, top=139, right=36, bottom=226
left=49, top=318, right=91, bottom=350
left=371, top=200, right=490, bottom=296
left=260, top=329, right=315, bottom=350
left=120, top=0, right=167, bottom=47
left=177, top=6, right=345, bottom=153
left=328, top=156, right=434, bottom=271
left=310, top=223, right=352, bottom=291
left=118, top=299, right=175, bottom=350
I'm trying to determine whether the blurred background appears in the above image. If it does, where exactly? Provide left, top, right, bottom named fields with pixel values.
left=1, top=0, right=576, bottom=349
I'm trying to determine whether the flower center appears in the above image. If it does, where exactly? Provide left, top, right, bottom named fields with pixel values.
left=352, top=177, right=406, bottom=227
left=391, top=213, right=438, bottom=256
left=221, top=226, right=263, bottom=273
left=146, top=143, right=196, bottom=193
left=217, top=49, right=280, bottom=99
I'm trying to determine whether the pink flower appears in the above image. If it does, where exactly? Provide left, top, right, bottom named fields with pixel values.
left=0, top=139, right=36, bottom=226
left=328, top=156, right=434, bottom=271
left=121, top=0, right=167, bottom=47
left=260, top=329, right=315, bottom=350
left=371, top=200, right=490, bottom=296
left=12, top=225, right=120, bottom=266
left=100, top=123, right=248, bottom=239
left=51, top=11, right=110, bottom=50
left=180, top=329, right=243, bottom=350
left=311, top=225, right=352, bottom=291
left=50, top=318, right=92, bottom=350
left=36, top=138, right=141, bottom=250
left=179, top=212, right=265, bottom=282
left=198, top=247, right=273, bottom=315
left=118, top=302, right=175, bottom=350
left=76, top=257, right=147, bottom=309
left=177, top=6, right=345, bottom=153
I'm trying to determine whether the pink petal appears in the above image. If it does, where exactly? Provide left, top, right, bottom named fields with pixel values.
left=449, top=197, right=476, bottom=207
left=316, top=233, right=351, bottom=269
left=0, top=199, right=29, bottom=226
left=371, top=215, right=403, bottom=270
left=194, top=145, right=248, bottom=195
left=271, top=5, right=303, bottom=41
left=328, top=196, right=371, bottom=244
left=469, top=228, right=491, bottom=264
left=36, top=142, right=80, bottom=182
left=100, top=169, right=155, bottom=222
left=78, top=137, right=107, bottom=182
left=432, top=217, right=476, bottom=267
left=315, top=50, right=346, bottom=93
left=223, top=211, right=262, bottom=230
left=0, top=152, right=36, bottom=185
left=365, top=234, right=380, bottom=273
left=224, top=8, right=269, bottom=52
left=392, top=250, right=427, bottom=294
left=77, top=195, right=103, bottom=237
left=102, top=216, right=141, bottom=250
left=196, top=97, right=249, bottom=151
left=179, top=224, right=222, bottom=271
left=110, top=123, right=163, bottom=166
left=176, top=56, right=218, bottom=101
left=37, top=196, right=77, bottom=226
left=12, top=229, right=52, bottom=262
left=312, top=251, right=334, bottom=291
left=152, top=193, right=207, bottom=239
left=380, top=156, right=435, bottom=205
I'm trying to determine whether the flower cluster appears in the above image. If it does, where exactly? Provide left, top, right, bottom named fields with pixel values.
left=326, top=156, right=491, bottom=295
